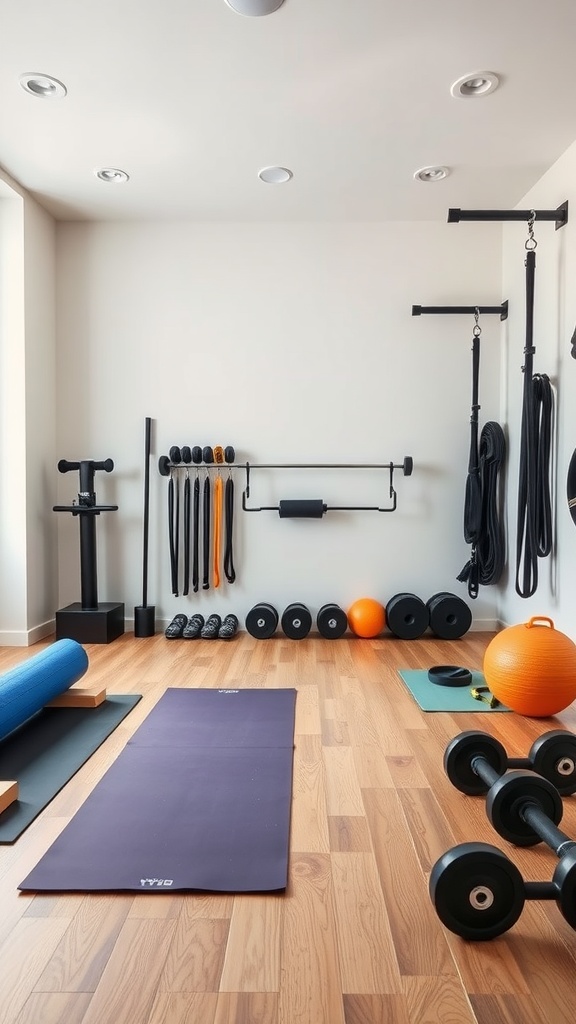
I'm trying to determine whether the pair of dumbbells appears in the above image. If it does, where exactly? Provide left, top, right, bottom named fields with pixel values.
left=430, top=729, right=576, bottom=940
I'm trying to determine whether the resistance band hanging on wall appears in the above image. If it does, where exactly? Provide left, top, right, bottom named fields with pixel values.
left=515, top=214, right=554, bottom=598
left=456, top=310, right=506, bottom=599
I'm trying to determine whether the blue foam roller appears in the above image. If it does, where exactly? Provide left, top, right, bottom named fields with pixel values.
left=0, top=639, right=89, bottom=742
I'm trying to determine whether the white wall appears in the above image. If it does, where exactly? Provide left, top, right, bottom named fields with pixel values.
left=55, top=220, right=503, bottom=631
left=499, top=140, right=576, bottom=639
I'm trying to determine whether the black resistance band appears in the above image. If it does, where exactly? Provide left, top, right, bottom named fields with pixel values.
left=203, top=474, right=211, bottom=590
left=224, top=475, right=236, bottom=583
left=192, top=475, right=200, bottom=593
left=183, top=470, right=191, bottom=596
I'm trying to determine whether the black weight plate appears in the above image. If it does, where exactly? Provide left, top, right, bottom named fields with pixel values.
left=486, top=770, right=563, bottom=847
left=245, top=602, right=279, bottom=639
left=428, top=592, right=472, bottom=640
left=386, top=592, right=429, bottom=640
left=158, top=455, right=170, bottom=477
left=403, top=456, right=414, bottom=476
left=528, top=730, right=576, bottom=796
left=281, top=602, right=312, bottom=640
left=444, top=731, right=508, bottom=795
left=428, top=665, right=472, bottom=687
left=553, top=851, right=576, bottom=928
left=317, top=603, right=348, bottom=639
left=430, top=842, right=525, bottom=940
left=169, top=445, right=182, bottom=464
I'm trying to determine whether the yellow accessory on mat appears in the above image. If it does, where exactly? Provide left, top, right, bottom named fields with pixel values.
left=470, top=685, right=500, bottom=709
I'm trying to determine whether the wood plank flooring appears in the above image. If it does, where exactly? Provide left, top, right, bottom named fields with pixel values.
left=1, top=629, right=576, bottom=1023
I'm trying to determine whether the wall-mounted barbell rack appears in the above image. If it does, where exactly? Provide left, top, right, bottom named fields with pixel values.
left=447, top=202, right=568, bottom=230
left=412, top=301, right=508, bottom=320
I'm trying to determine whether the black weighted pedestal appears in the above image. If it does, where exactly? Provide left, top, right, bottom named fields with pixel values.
left=56, top=602, right=125, bottom=644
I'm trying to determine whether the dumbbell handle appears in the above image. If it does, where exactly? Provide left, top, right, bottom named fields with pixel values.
left=520, top=801, right=576, bottom=859
left=470, top=754, right=502, bottom=790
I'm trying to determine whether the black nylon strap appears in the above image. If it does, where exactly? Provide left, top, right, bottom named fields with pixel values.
left=203, top=475, right=211, bottom=590
left=183, top=474, right=191, bottom=596
left=224, top=476, right=236, bottom=583
left=463, top=333, right=482, bottom=546
left=192, top=476, right=200, bottom=593
left=168, top=475, right=178, bottom=596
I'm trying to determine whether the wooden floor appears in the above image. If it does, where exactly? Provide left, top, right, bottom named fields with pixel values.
left=1, top=629, right=576, bottom=1024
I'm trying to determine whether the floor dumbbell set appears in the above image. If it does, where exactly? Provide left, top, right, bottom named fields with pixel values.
left=245, top=602, right=348, bottom=640
left=430, top=729, right=576, bottom=940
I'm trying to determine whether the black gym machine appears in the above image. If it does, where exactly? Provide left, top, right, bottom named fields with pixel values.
left=430, top=729, right=576, bottom=939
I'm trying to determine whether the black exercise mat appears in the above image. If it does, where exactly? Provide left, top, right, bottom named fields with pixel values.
left=19, top=687, right=297, bottom=893
left=0, top=695, right=141, bottom=843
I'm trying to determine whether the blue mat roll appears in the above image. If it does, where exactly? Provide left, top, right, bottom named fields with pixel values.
left=0, top=639, right=89, bottom=742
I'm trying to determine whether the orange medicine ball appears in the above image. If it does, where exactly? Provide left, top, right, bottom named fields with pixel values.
left=483, top=616, right=576, bottom=717
left=347, top=598, right=386, bottom=638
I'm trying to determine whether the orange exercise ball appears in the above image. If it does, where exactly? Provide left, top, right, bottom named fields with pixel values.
left=347, top=598, right=386, bottom=638
left=483, top=616, right=576, bottom=717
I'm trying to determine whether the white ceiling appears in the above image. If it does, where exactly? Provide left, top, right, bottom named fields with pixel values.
left=1, top=0, right=576, bottom=222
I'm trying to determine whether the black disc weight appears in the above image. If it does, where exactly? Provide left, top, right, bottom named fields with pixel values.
left=281, top=602, right=312, bottom=640
left=528, top=730, right=576, bottom=796
left=430, top=842, right=525, bottom=940
left=552, top=851, right=576, bottom=929
left=386, top=592, right=429, bottom=639
left=245, top=602, right=279, bottom=639
left=427, top=591, right=472, bottom=640
left=444, top=731, right=508, bottom=795
left=317, top=603, right=348, bottom=639
left=486, top=770, right=563, bottom=847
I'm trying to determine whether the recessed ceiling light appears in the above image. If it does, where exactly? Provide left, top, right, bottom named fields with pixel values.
left=258, top=166, right=293, bottom=184
left=94, top=168, right=130, bottom=183
left=413, top=166, right=450, bottom=183
left=225, top=0, right=285, bottom=14
left=19, top=73, right=67, bottom=99
left=450, top=71, right=500, bottom=99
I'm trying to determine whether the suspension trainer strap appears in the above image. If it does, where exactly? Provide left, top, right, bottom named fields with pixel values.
left=192, top=475, right=200, bottom=593
left=457, top=319, right=482, bottom=599
left=224, top=476, right=236, bottom=583
left=183, top=472, right=191, bottom=596
left=516, top=247, right=538, bottom=598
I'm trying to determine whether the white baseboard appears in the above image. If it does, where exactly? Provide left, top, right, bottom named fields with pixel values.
left=0, top=620, right=55, bottom=648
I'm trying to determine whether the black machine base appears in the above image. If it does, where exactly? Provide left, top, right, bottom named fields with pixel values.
left=133, top=605, right=156, bottom=638
left=56, top=602, right=125, bottom=644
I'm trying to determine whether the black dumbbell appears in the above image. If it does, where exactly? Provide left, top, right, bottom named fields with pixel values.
left=444, top=729, right=576, bottom=796
left=430, top=839, right=576, bottom=940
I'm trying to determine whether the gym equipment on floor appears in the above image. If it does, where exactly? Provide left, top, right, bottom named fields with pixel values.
left=281, top=603, right=312, bottom=640
left=219, top=614, right=239, bottom=639
left=347, top=598, right=386, bottom=638
left=245, top=603, right=279, bottom=639
left=241, top=457, right=413, bottom=515
left=0, top=639, right=88, bottom=742
left=427, top=665, right=472, bottom=687
left=397, top=669, right=509, bottom=713
left=53, top=459, right=124, bottom=643
left=444, top=729, right=576, bottom=797
left=134, top=417, right=156, bottom=637
left=316, top=603, right=348, bottom=639
left=200, top=613, right=222, bottom=639
left=483, top=616, right=576, bottom=717
left=426, top=592, right=471, bottom=640
left=183, top=613, right=204, bottom=639
left=19, top=687, right=297, bottom=893
left=386, top=593, right=429, bottom=639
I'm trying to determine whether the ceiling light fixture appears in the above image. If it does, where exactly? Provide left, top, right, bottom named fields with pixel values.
left=19, top=73, right=67, bottom=98
left=413, top=166, right=450, bottom=183
left=450, top=71, right=500, bottom=99
left=225, top=0, right=285, bottom=15
left=95, top=168, right=130, bottom=183
left=258, top=166, right=293, bottom=184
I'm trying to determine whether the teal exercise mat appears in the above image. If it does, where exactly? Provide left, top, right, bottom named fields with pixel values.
left=397, top=670, right=511, bottom=712
left=0, top=695, right=141, bottom=843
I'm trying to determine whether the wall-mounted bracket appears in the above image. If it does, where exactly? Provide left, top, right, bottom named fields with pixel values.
left=448, top=201, right=568, bottom=231
left=412, top=301, right=508, bottom=321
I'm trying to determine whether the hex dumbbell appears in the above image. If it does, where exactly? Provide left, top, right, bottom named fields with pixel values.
left=444, top=729, right=576, bottom=796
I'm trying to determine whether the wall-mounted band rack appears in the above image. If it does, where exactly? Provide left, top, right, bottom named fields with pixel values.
left=412, top=301, right=508, bottom=320
left=448, top=202, right=568, bottom=230
left=241, top=457, right=413, bottom=516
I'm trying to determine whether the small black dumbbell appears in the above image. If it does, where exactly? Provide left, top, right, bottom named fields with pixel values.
left=444, top=729, right=576, bottom=796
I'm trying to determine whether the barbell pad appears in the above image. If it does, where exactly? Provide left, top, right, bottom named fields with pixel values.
left=192, top=446, right=203, bottom=465
left=0, top=639, right=89, bottom=742
left=278, top=499, right=326, bottom=519
left=386, top=593, right=429, bottom=639
left=317, top=603, right=348, bottom=639
left=245, top=602, right=279, bottom=639
left=428, top=665, right=473, bottom=688
left=203, top=446, right=214, bottom=465
left=281, top=602, right=312, bottom=639
left=181, top=446, right=192, bottom=464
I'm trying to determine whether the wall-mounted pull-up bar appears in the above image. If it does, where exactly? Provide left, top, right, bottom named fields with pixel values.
left=412, top=301, right=508, bottom=321
left=448, top=201, right=568, bottom=230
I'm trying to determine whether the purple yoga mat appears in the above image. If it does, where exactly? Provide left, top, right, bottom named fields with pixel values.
left=19, top=687, right=297, bottom=893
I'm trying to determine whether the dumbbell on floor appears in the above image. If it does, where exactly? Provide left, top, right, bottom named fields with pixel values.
left=444, top=729, right=576, bottom=796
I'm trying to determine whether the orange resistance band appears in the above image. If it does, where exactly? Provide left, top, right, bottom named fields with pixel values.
left=213, top=447, right=225, bottom=588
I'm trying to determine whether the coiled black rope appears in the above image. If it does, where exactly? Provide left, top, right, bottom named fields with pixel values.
left=515, top=246, right=554, bottom=598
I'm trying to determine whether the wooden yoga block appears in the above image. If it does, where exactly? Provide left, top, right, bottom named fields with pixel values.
left=0, top=781, right=18, bottom=815
left=46, top=685, right=107, bottom=708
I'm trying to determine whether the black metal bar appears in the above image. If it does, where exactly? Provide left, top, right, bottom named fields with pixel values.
left=412, top=301, right=508, bottom=321
left=448, top=201, right=568, bottom=230
left=470, top=755, right=501, bottom=790
left=520, top=802, right=576, bottom=859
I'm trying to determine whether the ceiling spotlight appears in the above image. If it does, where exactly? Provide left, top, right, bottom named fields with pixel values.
left=258, top=166, right=293, bottom=184
left=413, top=166, right=450, bottom=183
left=19, top=73, right=67, bottom=99
left=450, top=71, right=500, bottom=99
left=95, top=168, right=130, bottom=183
left=225, top=0, right=285, bottom=15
